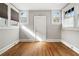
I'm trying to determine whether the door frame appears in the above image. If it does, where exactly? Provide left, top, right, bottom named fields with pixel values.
left=34, top=16, right=47, bottom=41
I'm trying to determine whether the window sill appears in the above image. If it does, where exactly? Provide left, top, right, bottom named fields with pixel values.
left=62, top=27, right=79, bottom=31
left=0, top=26, right=19, bottom=29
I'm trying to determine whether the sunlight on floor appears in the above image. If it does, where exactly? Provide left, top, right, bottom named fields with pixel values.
left=21, top=42, right=46, bottom=55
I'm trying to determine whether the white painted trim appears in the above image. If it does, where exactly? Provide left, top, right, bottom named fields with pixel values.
left=20, top=39, right=61, bottom=42
left=20, top=39, right=35, bottom=42
left=6, top=3, right=19, bottom=13
left=0, top=40, right=19, bottom=55
left=44, top=39, right=60, bottom=42
left=61, top=40, right=79, bottom=54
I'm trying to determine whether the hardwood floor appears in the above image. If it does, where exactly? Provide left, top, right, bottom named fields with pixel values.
left=1, top=42, right=79, bottom=56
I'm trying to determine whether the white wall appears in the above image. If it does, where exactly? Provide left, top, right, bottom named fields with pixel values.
left=0, top=3, right=19, bottom=54
left=62, top=30, right=79, bottom=48
left=61, top=3, right=79, bottom=53
left=0, top=28, right=19, bottom=53
left=19, top=10, right=61, bottom=42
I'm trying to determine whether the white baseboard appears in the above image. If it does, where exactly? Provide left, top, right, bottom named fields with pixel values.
left=61, top=40, right=79, bottom=54
left=44, top=39, right=60, bottom=42
left=20, top=39, right=35, bottom=42
left=0, top=40, right=19, bottom=55
left=20, top=39, right=61, bottom=42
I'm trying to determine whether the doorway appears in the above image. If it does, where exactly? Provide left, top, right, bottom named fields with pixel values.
left=34, top=16, right=46, bottom=41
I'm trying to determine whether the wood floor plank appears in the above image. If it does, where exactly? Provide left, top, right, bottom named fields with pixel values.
left=1, top=42, right=79, bottom=56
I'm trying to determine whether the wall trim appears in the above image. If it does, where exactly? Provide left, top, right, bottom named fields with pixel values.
left=44, top=39, right=60, bottom=42
left=0, top=40, right=19, bottom=55
left=20, top=39, right=36, bottom=42
left=61, top=40, right=79, bottom=54
left=20, top=39, right=61, bottom=42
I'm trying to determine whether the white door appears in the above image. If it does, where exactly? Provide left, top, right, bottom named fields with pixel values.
left=34, top=16, right=46, bottom=41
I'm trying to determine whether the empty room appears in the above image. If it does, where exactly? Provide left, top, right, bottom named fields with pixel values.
left=0, top=3, right=79, bottom=56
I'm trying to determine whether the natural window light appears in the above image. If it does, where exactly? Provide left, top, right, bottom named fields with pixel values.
left=62, top=17, right=74, bottom=27
left=0, top=17, right=7, bottom=27
left=20, top=10, right=29, bottom=24
left=62, top=7, right=75, bottom=28
left=20, top=23, right=42, bottom=41
left=76, top=14, right=79, bottom=27
left=51, top=10, right=61, bottom=24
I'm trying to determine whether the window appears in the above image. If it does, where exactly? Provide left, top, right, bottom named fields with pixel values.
left=62, top=7, right=75, bottom=28
left=51, top=10, right=61, bottom=24
left=0, top=17, right=7, bottom=27
left=10, top=8, right=19, bottom=26
left=9, top=20, right=18, bottom=26
left=20, top=10, right=29, bottom=24
left=76, top=14, right=79, bottom=27
left=11, top=9, right=19, bottom=22
left=62, top=17, right=74, bottom=27
left=0, top=3, right=8, bottom=27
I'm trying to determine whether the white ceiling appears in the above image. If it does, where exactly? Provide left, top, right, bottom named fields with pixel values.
left=12, top=3, right=67, bottom=10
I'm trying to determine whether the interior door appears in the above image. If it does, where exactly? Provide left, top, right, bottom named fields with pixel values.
left=34, top=16, right=46, bottom=41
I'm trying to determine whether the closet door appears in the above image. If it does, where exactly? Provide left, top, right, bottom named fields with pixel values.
left=34, top=16, right=46, bottom=41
